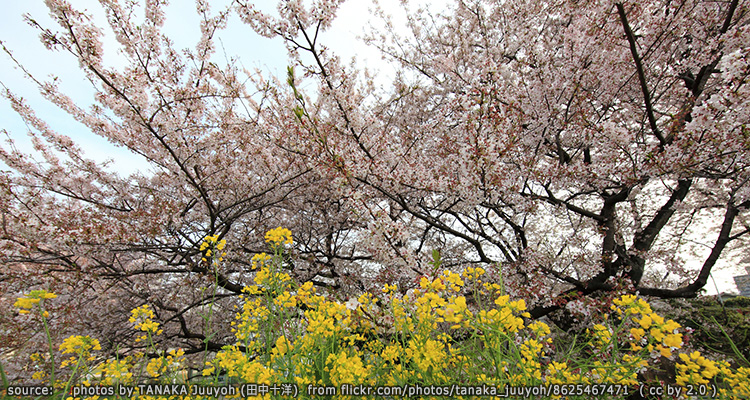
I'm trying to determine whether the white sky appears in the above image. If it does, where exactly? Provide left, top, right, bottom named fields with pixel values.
left=0, top=0, right=408, bottom=175
left=0, top=0, right=744, bottom=296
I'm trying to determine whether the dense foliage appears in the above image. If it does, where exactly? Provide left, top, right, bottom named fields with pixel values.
left=662, top=296, right=750, bottom=363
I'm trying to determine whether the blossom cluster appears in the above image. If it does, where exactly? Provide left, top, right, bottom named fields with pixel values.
left=59, top=336, right=101, bottom=368
left=264, top=227, right=293, bottom=246
left=14, top=289, right=57, bottom=315
left=200, top=234, right=227, bottom=265
left=129, top=304, right=162, bottom=336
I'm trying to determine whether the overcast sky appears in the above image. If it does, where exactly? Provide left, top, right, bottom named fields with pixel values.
left=0, top=0, right=409, bottom=174
left=0, top=0, right=744, bottom=296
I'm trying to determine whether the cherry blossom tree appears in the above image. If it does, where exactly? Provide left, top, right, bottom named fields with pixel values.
left=0, top=0, right=365, bottom=378
left=2, top=0, right=750, bottom=380
left=249, top=0, right=750, bottom=321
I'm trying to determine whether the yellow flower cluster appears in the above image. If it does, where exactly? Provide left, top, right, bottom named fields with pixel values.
left=146, top=349, right=185, bottom=378
left=59, top=335, right=101, bottom=368
left=265, top=226, right=293, bottom=246
left=129, top=304, right=162, bottom=336
left=272, top=335, right=291, bottom=357
left=233, top=296, right=269, bottom=344
left=476, top=295, right=528, bottom=334
left=612, top=294, right=683, bottom=357
left=589, top=324, right=612, bottom=347
left=676, top=351, right=720, bottom=386
left=94, top=358, right=135, bottom=385
left=200, top=234, right=227, bottom=264
left=325, top=351, right=371, bottom=386
left=14, top=290, right=57, bottom=314
left=305, top=299, right=351, bottom=338
left=251, top=252, right=271, bottom=270
left=719, top=366, right=750, bottom=399
left=462, top=266, right=486, bottom=281
left=675, top=350, right=750, bottom=399
left=16, top=228, right=750, bottom=400
left=253, top=262, right=292, bottom=288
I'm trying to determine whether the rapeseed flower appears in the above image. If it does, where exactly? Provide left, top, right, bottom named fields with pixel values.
left=14, top=290, right=57, bottom=314
left=274, top=291, right=297, bottom=308
left=406, top=336, right=448, bottom=373
left=240, top=361, right=274, bottom=384
left=381, top=283, right=398, bottom=294
left=265, top=227, right=293, bottom=246
left=60, top=335, right=101, bottom=355
left=612, top=294, right=652, bottom=316
left=462, top=266, right=485, bottom=281
left=200, top=234, right=227, bottom=264
left=95, top=358, right=134, bottom=384
left=60, top=335, right=101, bottom=367
left=589, top=324, right=612, bottom=347
left=441, top=270, right=464, bottom=292
left=326, top=351, right=370, bottom=385
left=676, top=351, right=720, bottom=385
left=129, top=305, right=162, bottom=335
left=273, top=335, right=291, bottom=356
left=251, top=252, right=271, bottom=270
left=214, top=346, right=247, bottom=378
left=41, top=229, right=749, bottom=400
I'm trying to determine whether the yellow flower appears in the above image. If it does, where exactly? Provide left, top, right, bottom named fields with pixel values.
left=274, top=291, right=297, bottom=308
left=95, top=358, right=134, bottom=385
left=202, top=364, right=216, bottom=377
left=462, top=266, right=486, bottom=281
left=382, top=283, right=398, bottom=294
left=637, top=315, right=652, bottom=329
left=420, top=276, right=446, bottom=291
left=381, top=345, right=400, bottom=363
left=612, top=294, right=652, bottom=316
left=265, top=227, right=293, bottom=246
left=129, top=305, right=161, bottom=334
left=273, top=335, right=290, bottom=356
left=200, top=234, right=227, bottom=263
left=326, top=351, right=370, bottom=385
left=630, top=327, right=645, bottom=342
left=60, top=335, right=101, bottom=355
left=14, top=297, right=39, bottom=309
left=441, top=270, right=464, bottom=292
left=59, top=335, right=101, bottom=368
left=14, top=290, right=56, bottom=311
left=251, top=253, right=271, bottom=270
left=146, top=358, right=164, bottom=377
left=676, top=351, right=720, bottom=386
left=656, top=344, right=672, bottom=358
left=528, top=321, right=551, bottom=337
left=241, top=360, right=274, bottom=384
left=664, top=333, right=683, bottom=348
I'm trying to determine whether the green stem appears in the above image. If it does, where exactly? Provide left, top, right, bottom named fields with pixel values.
left=61, top=353, right=86, bottom=400
left=710, top=315, right=750, bottom=367
left=496, top=262, right=505, bottom=296
left=39, top=302, right=55, bottom=392
left=201, top=256, right=220, bottom=366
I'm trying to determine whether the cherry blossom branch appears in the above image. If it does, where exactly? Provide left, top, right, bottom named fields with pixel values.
left=616, top=3, right=667, bottom=147
left=638, top=199, right=745, bottom=298
left=294, top=19, right=374, bottom=162
left=627, top=179, right=692, bottom=285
